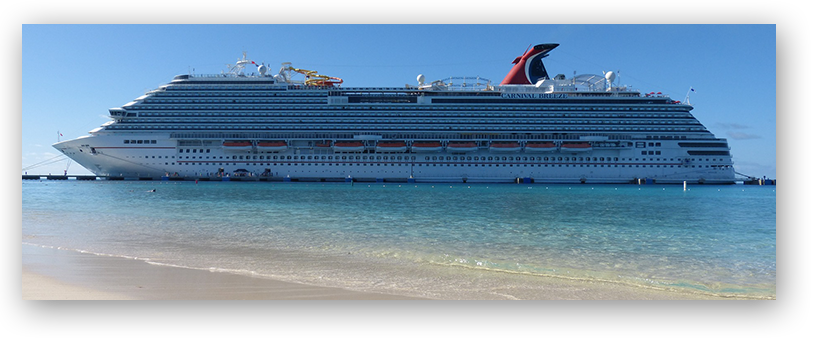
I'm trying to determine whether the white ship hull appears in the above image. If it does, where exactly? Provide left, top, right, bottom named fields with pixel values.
left=53, top=133, right=737, bottom=184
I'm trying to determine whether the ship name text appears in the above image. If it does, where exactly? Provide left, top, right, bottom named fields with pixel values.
left=501, top=93, right=568, bottom=99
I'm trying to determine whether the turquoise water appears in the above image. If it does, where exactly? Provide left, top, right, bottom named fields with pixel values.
left=21, top=180, right=776, bottom=299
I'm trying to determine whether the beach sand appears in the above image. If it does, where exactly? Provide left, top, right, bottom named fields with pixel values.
left=22, top=245, right=736, bottom=300
left=22, top=245, right=424, bottom=300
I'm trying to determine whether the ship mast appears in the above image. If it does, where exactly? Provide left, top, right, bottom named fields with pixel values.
left=227, top=51, right=254, bottom=75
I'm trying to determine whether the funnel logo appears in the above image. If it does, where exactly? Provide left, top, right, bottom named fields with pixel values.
left=500, top=44, right=559, bottom=85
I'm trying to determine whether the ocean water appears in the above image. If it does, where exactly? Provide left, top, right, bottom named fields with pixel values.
left=21, top=180, right=776, bottom=299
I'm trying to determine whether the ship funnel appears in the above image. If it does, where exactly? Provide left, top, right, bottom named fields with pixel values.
left=500, top=43, right=559, bottom=85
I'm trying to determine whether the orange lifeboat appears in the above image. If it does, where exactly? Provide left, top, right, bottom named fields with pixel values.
left=489, top=141, right=521, bottom=153
left=560, top=142, right=592, bottom=152
left=315, top=140, right=332, bottom=148
left=223, top=141, right=253, bottom=152
left=447, top=141, right=479, bottom=153
left=412, top=141, right=443, bottom=153
left=525, top=141, right=558, bottom=152
left=333, top=141, right=365, bottom=152
left=257, top=140, right=288, bottom=152
left=376, top=141, right=407, bottom=153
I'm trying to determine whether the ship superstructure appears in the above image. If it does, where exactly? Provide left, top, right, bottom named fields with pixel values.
left=53, top=45, right=736, bottom=184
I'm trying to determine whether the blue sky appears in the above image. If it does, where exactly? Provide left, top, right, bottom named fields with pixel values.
left=22, top=24, right=776, bottom=178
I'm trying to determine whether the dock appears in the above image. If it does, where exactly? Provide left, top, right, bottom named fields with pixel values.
left=742, top=178, right=776, bottom=185
left=735, top=171, right=776, bottom=185
left=22, top=175, right=99, bottom=181
left=22, top=175, right=362, bottom=182
left=22, top=175, right=776, bottom=185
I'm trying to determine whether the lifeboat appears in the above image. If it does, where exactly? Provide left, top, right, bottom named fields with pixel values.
left=446, top=141, right=479, bottom=153
left=376, top=141, right=407, bottom=153
left=412, top=141, right=443, bottom=153
left=333, top=141, right=365, bottom=152
left=223, top=141, right=253, bottom=152
left=489, top=141, right=521, bottom=153
left=315, top=140, right=332, bottom=148
left=525, top=141, right=558, bottom=152
left=257, top=140, right=288, bottom=152
left=560, top=142, right=593, bottom=152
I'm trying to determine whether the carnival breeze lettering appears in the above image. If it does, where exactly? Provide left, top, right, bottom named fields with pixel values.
left=501, top=93, right=568, bottom=99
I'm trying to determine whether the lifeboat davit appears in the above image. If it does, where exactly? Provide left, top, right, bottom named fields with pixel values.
left=412, top=141, right=443, bottom=153
left=257, top=140, right=288, bottom=152
left=525, top=141, right=558, bottom=152
left=489, top=141, right=521, bottom=153
left=376, top=141, right=407, bottom=153
left=560, top=142, right=592, bottom=152
left=223, top=141, right=253, bottom=152
left=447, top=141, right=479, bottom=153
left=333, top=141, right=365, bottom=152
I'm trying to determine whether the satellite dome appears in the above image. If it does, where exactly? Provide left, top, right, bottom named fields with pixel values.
left=417, top=74, right=425, bottom=85
left=605, top=71, right=616, bottom=82
left=258, top=64, right=268, bottom=76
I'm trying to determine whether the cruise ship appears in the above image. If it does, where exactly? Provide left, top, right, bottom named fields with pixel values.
left=53, top=43, right=736, bottom=184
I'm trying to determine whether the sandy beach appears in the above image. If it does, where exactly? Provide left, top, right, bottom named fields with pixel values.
left=21, top=244, right=741, bottom=300
left=22, top=245, right=424, bottom=300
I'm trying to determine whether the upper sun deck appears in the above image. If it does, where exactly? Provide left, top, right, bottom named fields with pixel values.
left=158, top=74, right=677, bottom=105
left=158, top=49, right=686, bottom=103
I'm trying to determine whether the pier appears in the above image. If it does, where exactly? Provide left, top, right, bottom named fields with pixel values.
left=742, top=178, right=776, bottom=185
left=22, top=175, right=99, bottom=181
left=22, top=174, right=776, bottom=185
left=734, top=171, right=776, bottom=185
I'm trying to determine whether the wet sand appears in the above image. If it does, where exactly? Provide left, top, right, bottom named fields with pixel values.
left=22, top=245, right=424, bottom=300
left=21, top=245, right=740, bottom=300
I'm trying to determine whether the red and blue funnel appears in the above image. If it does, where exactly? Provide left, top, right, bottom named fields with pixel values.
left=500, top=43, right=559, bottom=85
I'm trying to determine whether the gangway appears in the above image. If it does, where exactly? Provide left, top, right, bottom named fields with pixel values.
left=735, top=171, right=758, bottom=180
left=735, top=171, right=775, bottom=185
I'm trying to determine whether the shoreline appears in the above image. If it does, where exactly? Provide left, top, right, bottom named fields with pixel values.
left=22, top=245, right=425, bottom=300
left=21, top=244, right=753, bottom=300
